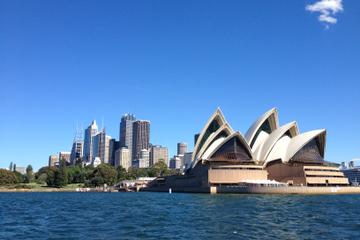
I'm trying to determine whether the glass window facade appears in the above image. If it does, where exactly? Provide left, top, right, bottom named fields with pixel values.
left=211, top=137, right=252, bottom=162
left=291, top=138, right=323, bottom=163
left=201, top=130, right=229, bottom=156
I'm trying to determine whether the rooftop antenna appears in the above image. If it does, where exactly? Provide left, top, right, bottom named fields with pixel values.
left=101, top=116, right=104, bottom=131
left=74, top=121, right=83, bottom=142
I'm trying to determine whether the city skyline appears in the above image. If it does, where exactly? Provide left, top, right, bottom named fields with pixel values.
left=1, top=1, right=360, bottom=170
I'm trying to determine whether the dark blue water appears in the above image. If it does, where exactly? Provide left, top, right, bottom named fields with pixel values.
left=0, top=192, right=360, bottom=239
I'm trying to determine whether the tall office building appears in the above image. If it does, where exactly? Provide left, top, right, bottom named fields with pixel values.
left=169, top=155, right=182, bottom=169
left=93, top=129, right=111, bottom=164
left=48, top=154, right=59, bottom=167
left=119, top=114, right=136, bottom=161
left=139, top=149, right=150, bottom=168
left=70, top=140, right=83, bottom=165
left=59, top=151, right=71, bottom=163
left=177, top=142, right=187, bottom=155
left=109, top=139, right=120, bottom=166
left=183, top=152, right=193, bottom=170
left=132, top=120, right=150, bottom=160
left=150, top=145, right=168, bottom=166
left=83, top=120, right=98, bottom=163
left=115, top=147, right=131, bottom=170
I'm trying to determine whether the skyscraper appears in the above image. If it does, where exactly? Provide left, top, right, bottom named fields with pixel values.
left=59, top=151, right=71, bottom=163
left=70, top=140, right=83, bottom=165
left=119, top=114, right=136, bottom=161
left=183, top=152, right=193, bottom=170
left=177, top=142, right=187, bottom=155
left=132, top=120, right=150, bottom=160
left=48, top=154, right=59, bottom=167
left=169, top=155, right=182, bottom=169
left=139, top=149, right=150, bottom=168
left=83, top=120, right=98, bottom=163
left=93, top=128, right=111, bottom=164
left=109, top=139, right=120, bottom=166
left=150, top=145, right=168, bottom=166
left=115, top=147, right=131, bottom=170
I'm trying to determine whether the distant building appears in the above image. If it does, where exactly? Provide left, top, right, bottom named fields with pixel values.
left=93, top=157, right=101, bottom=167
left=177, top=142, right=187, bottom=155
left=120, top=114, right=136, bottom=161
left=183, top=152, right=193, bottom=170
left=115, top=147, right=131, bottom=170
left=70, top=140, right=83, bottom=165
left=132, top=120, right=150, bottom=160
left=109, top=139, right=120, bottom=166
left=169, top=156, right=181, bottom=169
left=150, top=145, right=168, bottom=166
left=59, top=151, right=71, bottom=163
left=83, top=120, right=98, bottom=163
left=340, top=159, right=360, bottom=185
left=103, top=135, right=112, bottom=164
left=93, top=129, right=111, bottom=164
left=48, top=154, right=59, bottom=167
left=342, top=168, right=360, bottom=186
left=139, top=149, right=150, bottom=168
left=169, top=156, right=182, bottom=169
left=15, top=166, right=26, bottom=175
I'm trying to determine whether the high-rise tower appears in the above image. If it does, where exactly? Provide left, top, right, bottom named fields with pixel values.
left=83, top=120, right=98, bottom=163
left=93, top=128, right=111, bottom=164
left=132, top=120, right=150, bottom=160
left=177, top=142, right=188, bottom=156
left=119, top=114, right=136, bottom=161
left=70, top=127, right=83, bottom=165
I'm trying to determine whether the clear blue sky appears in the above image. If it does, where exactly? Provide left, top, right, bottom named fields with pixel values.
left=1, top=0, right=359, bottom=170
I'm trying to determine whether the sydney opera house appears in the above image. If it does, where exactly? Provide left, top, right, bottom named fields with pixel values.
left=146, top=108, right=352, bottom=194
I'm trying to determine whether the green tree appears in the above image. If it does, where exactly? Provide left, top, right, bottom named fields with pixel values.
left=148, top=160, right=169, bottom=177
left=36, top=173, right=48, bottom=184
left=54, top=159, right=68, bottom=187
left=75, top=158, right=83, bottom=167
left=45, top=167, right=57, bottom=187
left=67, top=165, right=85, bottom=183
left=88, top=164, right=117, bottom=187
left=13, top=163, right=16, bottom=172
left=0, top=169, right=19, bottom=185
left=116, top=166, right=127, bottom=181
left=25, top=165, right=34, bottom=183
left=127, top=167, right=149, bottom=179
left=13, top=171, right=26, bottom=183
left=9, top=162, right=13, bottom=172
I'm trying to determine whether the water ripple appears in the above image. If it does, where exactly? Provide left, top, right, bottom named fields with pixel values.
left=1, top=193, right=360, bottom=239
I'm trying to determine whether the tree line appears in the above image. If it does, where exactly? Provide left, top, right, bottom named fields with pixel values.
left=1, top=159, right=177, bottom=188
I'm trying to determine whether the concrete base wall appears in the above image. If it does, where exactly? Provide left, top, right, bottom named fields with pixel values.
left=208, top=168, right=268, bottom=184
left=216, top=185, right=360, bottom=195
left=266, top=163, right=306, bottom=185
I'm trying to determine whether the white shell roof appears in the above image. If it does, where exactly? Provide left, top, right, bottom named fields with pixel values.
left=283, top=129, right=326, bottom=163
left=256, top=121, right=299, bottom=162
left=196, top=123, right=234, bottom=160
left=191, top=108, right=227, bottom=167
left=245, top=108, right=279, bottom=146
left=190, top=108, right=327, bottom=169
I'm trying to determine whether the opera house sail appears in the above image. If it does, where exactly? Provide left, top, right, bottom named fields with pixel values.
left=145, top=108, right=350, bottom=194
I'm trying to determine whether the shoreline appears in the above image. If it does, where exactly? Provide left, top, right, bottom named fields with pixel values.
left=0, top=188, right=77, bottom=192
left=3, top=185, right=360, bottom=194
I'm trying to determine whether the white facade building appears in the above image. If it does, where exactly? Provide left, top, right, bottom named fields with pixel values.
left=115, top=147, right=131, bottom=170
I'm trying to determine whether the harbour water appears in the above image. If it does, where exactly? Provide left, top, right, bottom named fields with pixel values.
left=0, top=192, right=360, bottom=239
